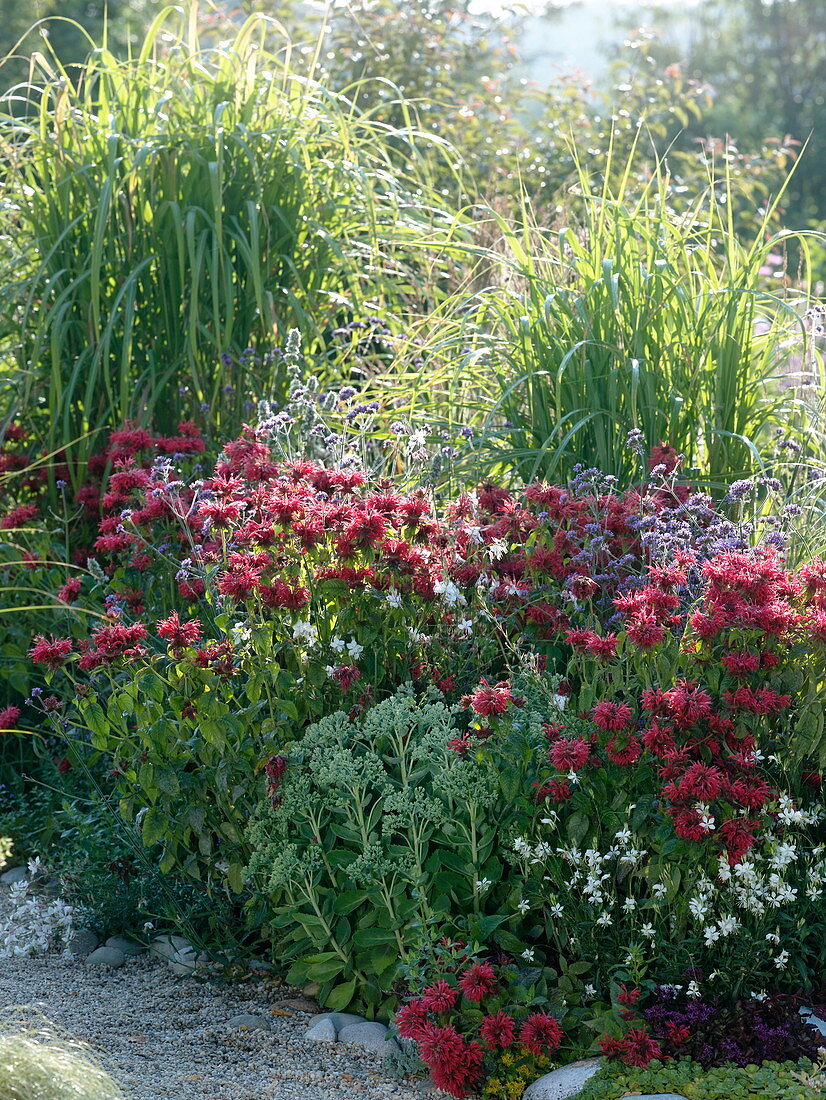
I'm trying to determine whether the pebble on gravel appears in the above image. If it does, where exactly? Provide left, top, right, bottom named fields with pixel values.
left=337, top=1021, right=400, bottom=1056
left=522, top=1059, right=601, bottom=1100
left=307, top=1012, right=364, bottom=1035
left=801, top=1007, right=826, bottom=1039
left=67, top=929, right=100, bottom=957
left=0, top=935, right=441, bottom=1100
left=280, top=997, right=319, bottom=1013
left=105, top=935, right=146, bottom=956
left=305, top=1018, right=338, bottom=1044
left=84, top=945, right=127, bottom=969
left=0, top=865, right=27, bottom=886
left=227, top=1013, right=272, bottom=1032
left=169, top=947, right=200, bottom=976
left=149, top=933, right=193, bottom=962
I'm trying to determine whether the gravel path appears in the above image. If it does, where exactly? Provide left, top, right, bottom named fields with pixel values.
left=0, top=951, right=438, bottom=1100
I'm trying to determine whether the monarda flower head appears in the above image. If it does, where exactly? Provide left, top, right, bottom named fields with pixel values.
left=0, top=705, right=20, bottom=730
left=479, top=1010, right=516, bottom=1050
left=157, top=612, right=202, bottom=648
left=592, top=700, right=634, bottom=731
left=458, top=961, right=497, bottom=1003
left=518, top=1013, right=563, bottom=1056
left=663, top=681, right=714, bottom=729
left=548, top=737, right=591, bottom=772
left=463, top=678, right=516, bottom=717
left=395, top=999, right=431, bottom=1042
left=419, top=979, right=457, bottom=1013
left=29, top=635, right=73, bottom=670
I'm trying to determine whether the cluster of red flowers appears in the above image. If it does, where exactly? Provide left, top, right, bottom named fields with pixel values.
left=537, top=547, right=826, bottom=864
left=598, top=1027, right=667, bottom=1067
left=395, top=961, right=564, bottom=1098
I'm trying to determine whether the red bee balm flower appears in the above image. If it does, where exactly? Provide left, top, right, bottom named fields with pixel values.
left=29, top=635, right=73, bottom=670
left=419, top=979, right=457, bottom=1013
left=0, top=705, right=20, bottom=730
left=464, top=679, right=514, bottom=717
left=479, top=1011, right=517, bottom=1050
left=592, top=700, right=634, bottom=731
left=157, top=612, right=203, bottom=648
left=519, top=1013, right=563, bottom=1056
left=396, top=1000, right=431, bottom=1042
left=458, top=962, right=497, bottom=1002
left=548, top=737, right=592, bottom=772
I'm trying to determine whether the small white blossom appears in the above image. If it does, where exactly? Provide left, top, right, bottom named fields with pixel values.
left=521, top=948, right=535, bottom=962
left=346, top=639, right=364, bottom=659
left=487, top=539, right=508, bottom=561
left=292, top=620, right=317, bottom=647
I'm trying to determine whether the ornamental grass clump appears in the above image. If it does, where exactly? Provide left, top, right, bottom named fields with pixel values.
left=0, top=7, right=463, bottom=478
left=0, top=1008, right=124, bottom=1100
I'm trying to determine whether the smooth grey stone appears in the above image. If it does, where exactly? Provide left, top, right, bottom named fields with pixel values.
left=85, top=946, right=126, bottom=968
left=227, top=1014, right=271, bottom=1031
left=338, top=1020, right=400, bottom=1055
left=522, top=1060, right=601, bottom=1099
left=304, top=1018, right=337, bottom=1043
left=307, top=1011, right=364, bottom=1034
left=149, top=934, right=192, bottom=962
left=169, top=946, right=199, bottom=976
left=105, top=935, right=145, bottom=956
left=0, top=866, right=27, bottom=886
left=67, top=929, right=100, bottom=957
left=801, top=1007, right=826, bottom=1039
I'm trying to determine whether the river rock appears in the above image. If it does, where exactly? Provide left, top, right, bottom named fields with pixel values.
left=169, top=947, right=199, bottom=976
left=67, top=929, right=100, bottom=957
left=338, top=1020, right=400, bottom=1056
left=105, top=935, right=145, bottom=956
left=85, top=946, right=126, bottom=969
left=227, top=1014, right=271, bottom=1031
left=0, top=866, right=27, bottom=886
left=522, top=1060, right=601, bottom=1099
left=304, top=1018, right=337, bottom=1043
left=307, top=1012, right=364, bottom=1034
left=149, top=934, right=192, bottom=962
left=801, top=1007, right=826, bottom=1039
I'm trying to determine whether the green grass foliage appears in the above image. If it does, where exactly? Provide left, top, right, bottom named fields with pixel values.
left=0, top=6, right=463, bottom=480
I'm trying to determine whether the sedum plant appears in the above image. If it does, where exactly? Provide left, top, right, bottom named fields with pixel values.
left=577, top=1056, right=824, bottom=1100
left=246, top=687, right=532, bottom=1018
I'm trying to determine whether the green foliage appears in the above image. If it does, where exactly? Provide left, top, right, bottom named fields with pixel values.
left=578, top=1056, right=823, bottom=1100
left=395, top=159, right=824, bottom=487
left=0, top=6, right=463, bottom=479
left=0, top=1, right=161, bottom=86
left=246, top=688, right=533, bottom=1017
left=682, top=0, right=826, bottom=226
